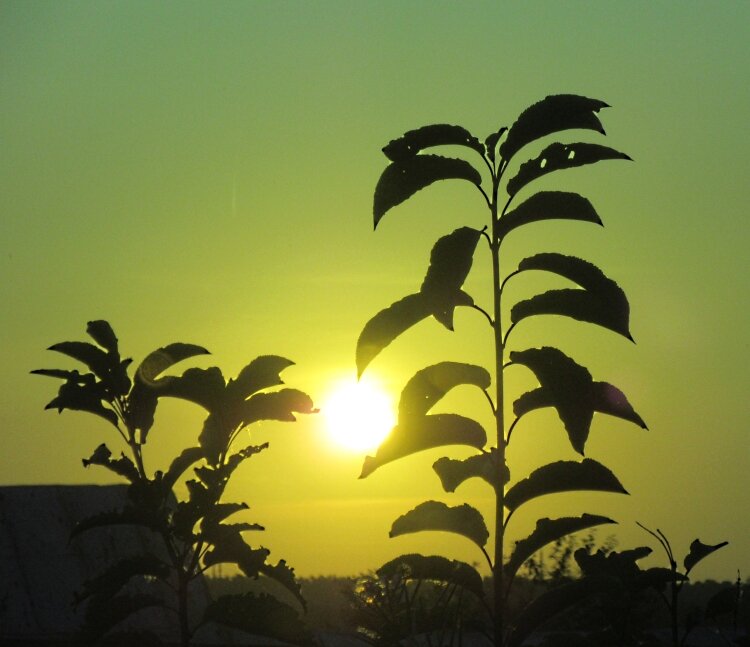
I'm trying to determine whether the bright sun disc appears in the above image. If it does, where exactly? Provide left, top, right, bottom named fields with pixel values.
left=322, top=379, right=395, bottom=452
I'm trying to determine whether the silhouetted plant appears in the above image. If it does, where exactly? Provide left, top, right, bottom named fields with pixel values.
left=637, top=522, right=732, bottom=647
left=33, top=320, right=315, bottom=647
left=357, top=95, right=647, bottom=647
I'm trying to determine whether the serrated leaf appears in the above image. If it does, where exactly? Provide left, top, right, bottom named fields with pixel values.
left=374, top=155, right=482, bottom=227
left=420, top=227, right=481, bottom=330
left=360, top=413, right=486, bottom=478
left=376, top=553, right=485, bottom=600
left=399, top=361, right=490, bottom=421
left=505, top=459, right=628, bottom=512
left=76, top=554, right=169, bottom=604
left=356, top=293, right=432, bottom=377
left=511, top=253, right=631, bottom=340
left=497, top=191, right=602, bottom=242
left=505, top=514, right=616, bottom=579
left=511, top=347, right=646, bottom=454
left=507, top=142, right=630, bottom=197
left=500, top=94, right=609, bottom=162
left=389, top=500, right=488, bottom=549
left=382, top=124, right=484, bottom=162
left=201, top=593, right=311, bottom=645
left=202, top=526, right=270, bottom=577
left=228, top=355, right=295, bottom=400
left=86, top=320, right=120, bottom=354
left=82, top=443, right=139, bottom=482
left=260, top=559, right=306, bottom=610
left=508, top=576, right=613, bottom=647
left=683, top=538, right=729, bottom=575
left=433, top=449, right=508, bottom=493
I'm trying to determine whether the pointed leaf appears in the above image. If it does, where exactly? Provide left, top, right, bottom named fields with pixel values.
left=500, top=94, right=609, bottom=162
left=31, top=368, right=94, bottom=382
left=507, top=142, right=631, bottom=197
left=228, top=355, right=295, bottom=399
left=376, top=553, right=485, bottom=600
left=505, top=514, right=616, bottom=579
left=420, top=227, right=481, bottom=330
left=383, top=124, right=484, bottom=162
left=497, top=191, right=602, bottom=242
left=511, top=347, right=646, bottom=454
left=71, top=507, right=166, bottom=538
left=82, top=443, right=139, bottom=482
left=505, top=459, right=628, bottom=512
left=484, top=126, right=508, bottom=161
left=202, top=526, right=271, bottom=577
left=240, top=388, right=316, bottom=427
left=508, top=576, right=614, bottom=647
left=86, top=320, right=119, bottom=355
left=399, top=361, right=490, bottom=421
left=683, top=539, right=729, bottom=575
left=46, top=380, right=119, bottom=427
left=161, top=446, right=204, bottom=492
left=390, top=500, right=489, bottom=548
left=135, top=343, right=210, bottom=385
left=511, top=253, right=631, bottom=339
left=76, top=554, right=169, bottom=604
left=48, top=340, right=112, bottom=378
left=433, top=448, right=508, bottom=493
left=201, top=593, right=312, bottom=645
left=374, top=155, right=482, bottom=227
left=260, top=559, right=306, bottom=610
left=360, top=413, right=486, bottom=478
left=201, top=503, right=250, bottom=531
left=357, top=293, right=432, bottom=377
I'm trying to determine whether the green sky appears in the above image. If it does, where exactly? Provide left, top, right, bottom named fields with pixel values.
left=1, top=1, right=748, bottom=580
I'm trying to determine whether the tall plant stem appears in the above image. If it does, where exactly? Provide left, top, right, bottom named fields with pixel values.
left=489, top=172, right=505, bottom=647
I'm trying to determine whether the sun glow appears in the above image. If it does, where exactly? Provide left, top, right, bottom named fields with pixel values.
left=322, top=377, right=395, bottom=452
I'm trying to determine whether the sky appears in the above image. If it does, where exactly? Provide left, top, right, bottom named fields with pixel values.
left=1, top=1, right=748, bottom=582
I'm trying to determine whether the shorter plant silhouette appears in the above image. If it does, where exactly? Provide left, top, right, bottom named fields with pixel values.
left=33, top=320, right=315, bottom=646
left=638, top=522, right=730, bottom=647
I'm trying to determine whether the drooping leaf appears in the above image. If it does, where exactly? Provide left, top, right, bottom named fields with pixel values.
left=505, top=459, right=628, bottom=512
left=500, top=95, right=609, bottom=162
left=47, top=340, right=112, bottom=378
left=360, top=413, right=486, bottom=478
left=382, top=124, right=484, bottom=162
left=484, top=126, right=508, bottom=162
left=399, top=361, right=490, bottom=421
left=433, top=448, right=508, bottom=493
left=505, top=514, right=617, bottom=579
left=374, top=155, right=482, bottom=228
left=357, top=293, right=432, bottom=377
left=510, top=253, right=632, bottom=340
left=202, top=525, right=270, bottom=577
left=160, top=446, right=204, bottom=492
left=228, top=355, right=295, bottom=400
left=420, top=227, right=481, bottom=329
left=45, top=380, right=119, bottom=427
left=200, top=502, right=249, bottom=530
left=260, top=559, right=306, bottom=610
left=240, top=388, right=316, bottom=427
left=201, top=593, right=311, bottom=645
left=82, top=443, right=139, bottom=482
left=510, top=347, right=646, bottom=454
left=389, top=500, right=489, bottom=549
left=71, top=507, right=166, bottom=538
left=86, top=320, right=120, bottom=355
left=154, top=366, right=226, bottom=411
left=134, top=342, right=210, bottom=385
left=683, top=538, right=729, bottom=575
left=507, top=142, right=631, bottom=197
left=497, top=191, right=602, bottom=242
left=508, top=576, right=614, bottom=647
left=376, top=553, right=485, bottom=600
left=75, top=554, right=169, bottom=604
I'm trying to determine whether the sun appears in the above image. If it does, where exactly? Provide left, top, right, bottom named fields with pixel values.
left=322, top=377, right=395, bottom=452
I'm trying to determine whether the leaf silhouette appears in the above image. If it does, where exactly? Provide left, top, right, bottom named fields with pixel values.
left=377, top=553, right=485, bottom=600
left=510, top=253, right=632, bottom=340
left=135, top=343, right=210, bottom=386
left=76, top=554, right=169, bottom=604
left=357, top=293, right=432, bottom=377
left=201, top=593, right=311, bottom=645
left=240, top=388, right=316, bottom=426
left=382, top=124, right=484, bottom=162
left=510, top=347, right=646, bottom=454
left=48, top=341, right=112, bottom=379
left=202, top=525, right=270, bottom=576
left=504, top=459, right=628, bottom=512
left=82, top=443, right=139, bottom=482
left=360, top=413, right=486, bottom=478
left=683, top=538, right=729, bottom=575
left=389, top=500, right=489, bottom=549
left=399, top=361, right=490, bottom=421
left=228, top=355, right=295, bottom=400
left=374, top=155, right=482, bottom=228
left=505, top=514, right=616, bottom=579
left=71, top=507, right=166, bottom=538
left=507, top=142, right=631, bottom=197
left=260, top=559, right=306, bottom=610
left=497, top=191, right=602, bottom=242
left=420, top=227, right=481, bottom=329
left=154, top=366, right=226, bottom=411
left=484, top=126, right=508, bottom=161
left=45, top=380, right=119, bottom=427
left=433, top=448, right=508, bottom=493
left=161, top=446, right=204, bottom=492
left=86, top=320, right=120, bottom=355
left=499, top=94, right=609, bottom=163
